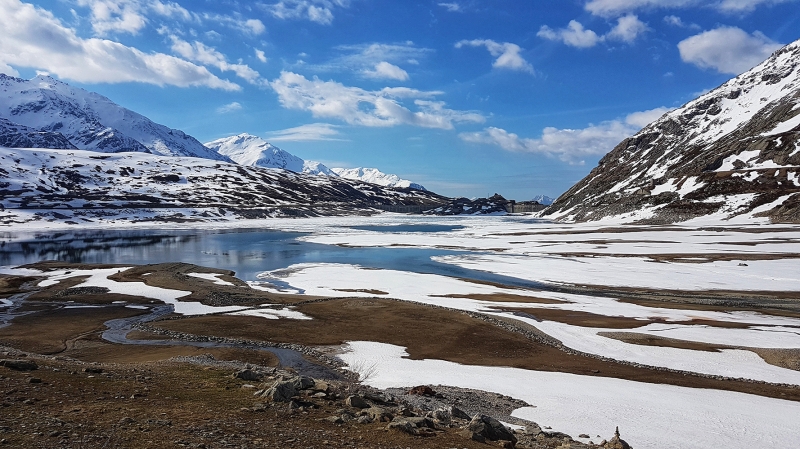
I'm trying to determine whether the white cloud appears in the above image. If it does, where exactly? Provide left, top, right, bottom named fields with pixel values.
left=216, top=102, right=242, bottom=114
left=438, top=2, right=461, bottom=12
left=606, top=14, right=648, bottom=43
left=255, top=49, right=267, bottom=63
left=538, top=15, right=646, bottom=48
left=455, top=39, right=534, bottom=73
left=169, top=36, right=262, bottom=83
left=537, top=21, right=602, bottom=48
left=459, top=107, right=670, bottom=164
left=266, top=123, right=345, bottom=141
left=584, top=0, right=798, bottom=17
left=269, top=71, right=485, bottom=130
left=0, top=0, right=239, bottom=90
left=244, top=19, right=266, bottom=35
left=202, top=14, right=266, bottom=36
left=265, top=0, right=350, bottom=25
left=678, top=27, right=782, bottom=74
left=77, top=0, right=147, bottom=35
left=0, top=62, right=20, bottom=77
left=362, top=61, right=409, bottom=81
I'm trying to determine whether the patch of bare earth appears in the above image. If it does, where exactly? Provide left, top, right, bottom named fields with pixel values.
left=148, top=298, right=800, bottom=401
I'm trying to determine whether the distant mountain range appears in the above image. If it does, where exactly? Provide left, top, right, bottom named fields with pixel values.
left=544, top=38, right=800, bottom=224
left=204, top=133, right=427, bottom=190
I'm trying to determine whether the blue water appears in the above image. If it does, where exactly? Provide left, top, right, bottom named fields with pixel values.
left=0, top=228, right=545, bottom=289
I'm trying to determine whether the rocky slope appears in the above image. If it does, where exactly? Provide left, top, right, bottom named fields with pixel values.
left=332, top=167, right=427, bottom=191
left=0, top=74, right=229, bottom=161
left=0, top=117, right=76, bottom=150
left=0, top=147, right=447, bottom=223
left=205, top=133, right=336, bottom=176
left=544, top=38, right=800, bottom=224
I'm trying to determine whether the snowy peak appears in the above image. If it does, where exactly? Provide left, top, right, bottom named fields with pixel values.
left=204, top=134, right=335, bottom=176
left=0, top=74, right=229, bottom=161
left=545, top=38, right=800, bottom=224
left=331, top=167, right=427, bottom=191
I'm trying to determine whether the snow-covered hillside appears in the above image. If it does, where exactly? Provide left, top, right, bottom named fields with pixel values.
left=0, top=147, right=446, bottom=225
left=0, top=74, right=229, bottom=161
left=332, top=167, right=427, bottom=191
left=545, top=38, right=800, bottom=224
left=0, top=117, right=76, bottom=150
left=204, top=134, right=335, bottom=175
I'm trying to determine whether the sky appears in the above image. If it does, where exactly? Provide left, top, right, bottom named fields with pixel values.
left=1, top=0, right=799, bottom=199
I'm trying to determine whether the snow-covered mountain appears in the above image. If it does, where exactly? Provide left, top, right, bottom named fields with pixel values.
left=205, top=133, right=427, bottom=190
left=331, top=167, right=426, bottom=191
left=0, top=74, right=229, bottom=161
left=204, top=134, right=335, bottom=176
left=0, top=147, right=447, bottom=224
left=0, top=117, right=76, bottom=150
left=530, top=195, right=555, bottom=205
left=545, top=38, right=800, bottom=224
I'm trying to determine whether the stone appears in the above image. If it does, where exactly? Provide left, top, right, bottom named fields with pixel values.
left=579, top=434, right=590, bottom=438
left=83, top=367, right=103, bottom=374
left=233, top=369, right=262, bottom=382
left=345, top=395, right=370, bottom=409
left=366, top=406, right=394, bottom=422
left=459, top=430, right=486, bottom=443
left=312, top=380, right=329, bottom=392
left=0, top=360, right=38, bottom=371
left=448, top=405, right=471, bottom=420
left=325, top=416, right=344, bottom=424
left=603, top=427, right=631, bottom=449
left=465, top=414, right=517, bottom=447
left=386, top=420, right=417, bottom=435
left=261, top=380, right=296, bottom=403
left=407, top=385, right=436, bottom=396
left=293, top=376, right=315, bottom=390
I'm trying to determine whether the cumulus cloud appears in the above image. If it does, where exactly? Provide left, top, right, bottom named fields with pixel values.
left=459, top=107, right=670, bottom=164
left=584, top=0, right=798, bottom=17
left=266, top=123, right=345, bottom=141
left=438, top=2, right=461, bottom=12
left=678, top=27, right=782, bottom=74
left=216, top=102, right=242, bottom=114
left=264, top=0, right=350, bottom=25
left=538, top=15, right=647, bottom=48
left=455, top=39, right=534, bottom=73
left=538, top=21, right=602, bottom=48
left=0, top=0, right=239, bottom=90
left=606, top=14, right=649, bottom=43
left=169, top=36, right=262, bottom=83
left=202, top=14, right=266, bottom=35
left=269, top=71, right=484, bottom=129
left=255, top=49, right=267, bottom=63
left=362, top=61, right=409, bottom=81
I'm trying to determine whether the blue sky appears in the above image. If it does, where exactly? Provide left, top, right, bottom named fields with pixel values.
left=1, top=0, right=799, bottom=199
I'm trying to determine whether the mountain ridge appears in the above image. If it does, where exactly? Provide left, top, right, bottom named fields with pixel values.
left=544, top=38, right=800, bottom=224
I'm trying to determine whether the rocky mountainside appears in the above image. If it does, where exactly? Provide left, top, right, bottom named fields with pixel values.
left=0, top=147, right=447, bottom=224
left=0, top=74, right=229, bottom=161
left=0, top=117, right=76, bottom=150
left=544, top=38, right=800, bottom=224
left=332, top=167, right=427, bottom=191
left=205, top=133, right=336, bottom=175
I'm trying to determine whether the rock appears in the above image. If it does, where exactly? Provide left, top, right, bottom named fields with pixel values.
left=325, top=416, right=344, bottom=424
left=312, top=380, right=329, bottom=392
left=448, top=405, right=471, bottom=420
left=386, top=420, right=417, bottom=435
left=604, top=427, right=631, bottom=449
left=408, top=385, right=437, bottom=396
left=292, top=376, right=315, bottom=390
left=356, top=416, right=372, bottom=424
left=233, top=369, right=262, bottom=382
left=28, top=377, right=41, bottom=384
left=0, top=360, right=38, bottom=371
left=459, top=430, right=486, bottom=443
left=366, top=406, right=394, bottom=422
left=524, top=424, right=543, bottom=435
left=345, top=395, right=370, bottom=409
left=83, top=367, right=103, bottom=374
left=579, top=433, right=590, bottom=438
left=261, top=380, right=296, bottom=403
left=465, top=414, right=517, bottom=447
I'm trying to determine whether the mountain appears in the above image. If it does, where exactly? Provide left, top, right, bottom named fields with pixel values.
left=530, top=195, right=555, bottom=205
left=0, top=147, right=447, bottom=224
left=331, top=167, right=427, bottom=191
left=544, top=39, right=800, bottom=224
left=0, top=74, right=229, bottom=161
left=0, top=118, right=76, bottom=150
left=204, top=134, right=335, bottom=176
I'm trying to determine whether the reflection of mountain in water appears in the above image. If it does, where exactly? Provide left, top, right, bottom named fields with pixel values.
left=0, top=231, right=196, bottom=265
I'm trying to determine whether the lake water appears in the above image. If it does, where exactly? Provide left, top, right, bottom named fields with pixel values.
left=0, top=227, right=545, bottom=289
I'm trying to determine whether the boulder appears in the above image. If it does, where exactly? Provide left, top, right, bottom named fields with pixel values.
left=408, top=385, right=436, bottom=396
left=366, top=406, right=394, bottom=422
left=293, top=376, right=315, bottom=390
left=387, top=420, right=417, bottom=435
left=0, top=359, right=38, bottom=371
left=345, top=395, right=370, bottom=409
left=233, top=369, right=262, bottom=382
left=464, top=414, right=517, bottom=447
left=261, top=380, right=296, bottom=402
left=604, top=427, right=631, bottom=449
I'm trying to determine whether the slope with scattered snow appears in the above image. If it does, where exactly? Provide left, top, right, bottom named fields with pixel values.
left=332, top=167, right=426, bottom=190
